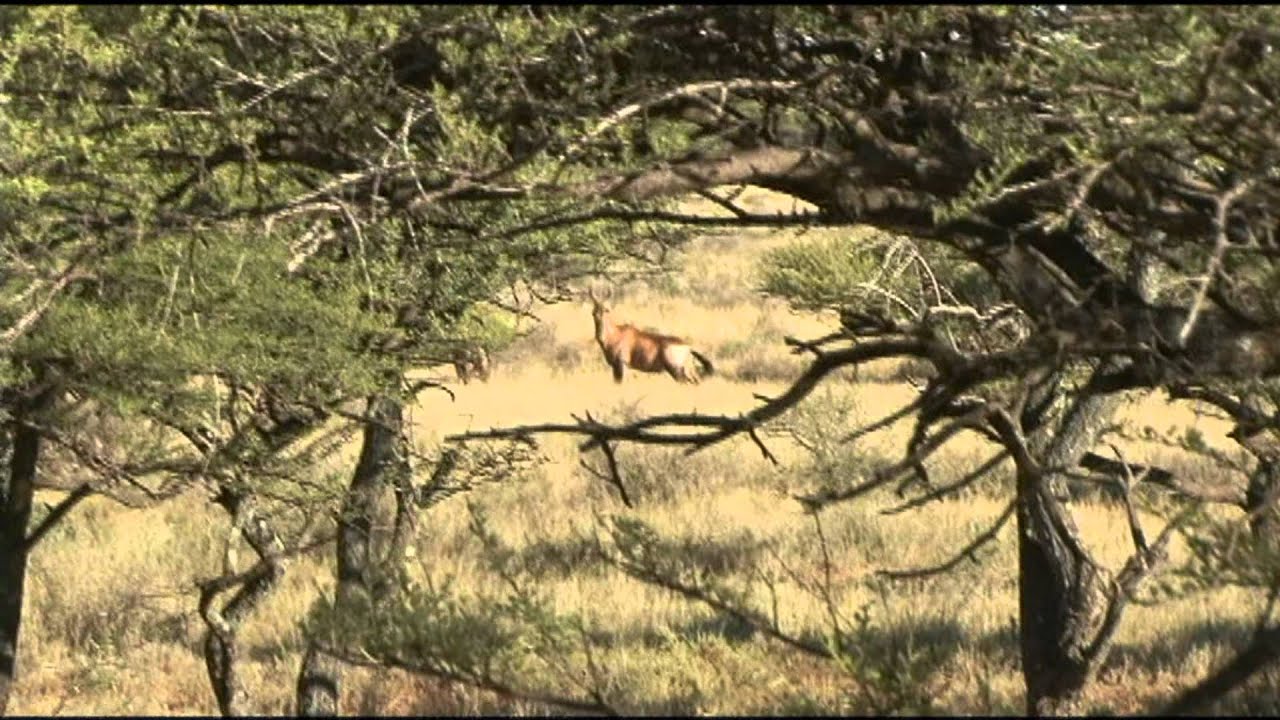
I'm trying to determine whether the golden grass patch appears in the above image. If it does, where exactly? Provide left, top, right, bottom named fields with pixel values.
left=14, top=197, right=1276, bottom=715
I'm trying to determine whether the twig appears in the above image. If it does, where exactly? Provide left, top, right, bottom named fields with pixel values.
left=810, top=512, right=846, bottom=654
left=784, top=331, right=849, bottom=358
left=560, top=77, right=807, bottom=163
left=796, top=406, right=989, bottom=512
left=0, top=263, right=95, bottom=347
left=746, top=426, right=778, bottom=464
left=1178, top=180, right=1254, bottom=347
left=881, top=450, right=1010, bottom=516
left=599, top=549, right=832, bottom=660
left=1083, top=502, right=1204, bottom=679
left=22, top=484, right=95, bottom=551
left=578, top=430, right=634, bottom=508
left=330, top=647, right=619, bottom=717
left=1109, top=443, right=1150, bottom=555
left=842, top=394, right=928, bottom=446
left=878, top=500, right=1016, bottom=580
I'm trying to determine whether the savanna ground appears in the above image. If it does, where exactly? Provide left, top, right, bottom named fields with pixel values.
left=11, top=190, right=1278, bottom=715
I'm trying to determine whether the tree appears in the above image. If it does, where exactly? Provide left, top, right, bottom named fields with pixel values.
left=435, top=5, right=1280, bottom=713
left=0, top=6, right=680, bottom=714
left=5, top=5, right=1280, bottom=715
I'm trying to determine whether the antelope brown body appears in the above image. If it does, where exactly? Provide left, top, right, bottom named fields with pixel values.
left=589, top=289, right=714, bottom=384
left=452, top=345, right=491, bottom=384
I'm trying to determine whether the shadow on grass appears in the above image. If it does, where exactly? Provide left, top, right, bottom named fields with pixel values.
left=512, top=527, right=767, bottom=580
left=1105, top=615, right=1252, bottom=675
left=1099, top=615, right=1280, bottom=714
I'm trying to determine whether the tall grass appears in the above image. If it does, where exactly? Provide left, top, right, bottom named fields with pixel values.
left=13, top=187, right=1278, bottom=715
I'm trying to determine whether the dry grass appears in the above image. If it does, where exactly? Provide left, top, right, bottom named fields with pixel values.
left=12, top=187, right=1278, bottom=716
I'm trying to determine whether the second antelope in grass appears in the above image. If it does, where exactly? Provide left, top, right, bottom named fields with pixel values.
left=452, top=345, right=491, bottom=384
left=589, top=288, right=714, bottom=384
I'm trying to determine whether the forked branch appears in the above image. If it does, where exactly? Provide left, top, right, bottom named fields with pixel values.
left=446, top=337, right=937, bottom=454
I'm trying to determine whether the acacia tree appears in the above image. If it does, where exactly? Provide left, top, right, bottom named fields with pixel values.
left=0, top=6, right=688, bottom=715
left=5, top=4, right=1280, bottom=716
left=422, top=5, right=1280, bottom=714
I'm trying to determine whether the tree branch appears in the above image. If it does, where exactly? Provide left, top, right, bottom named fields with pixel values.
left=446, top=338, right=938, bottom=454
left=21, top=484, right=94, bottom=552
left=878, top=499, right=1016, bottom=580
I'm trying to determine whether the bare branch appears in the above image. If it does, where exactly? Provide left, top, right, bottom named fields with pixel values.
left=487, top=204, right=833, bottom=245
left=1178, top=180, right=1255, bottom=347
left=577, top=427, right=634, bottom=508
left=324, top=647, right=619, bottom=717
left=596, top=542, right=833, bottom=661
left=561, top=77, right=809, bottom=163
left=447, top=338, right=938, bottom=454
left=796, top=406, right=990, bottom=512
left=1, top=263, right=94, bottom=348
left=878, top=499, right=1015, bottom=580
left=21, top=484, right=94, bottom=552
left=572, top=146, right=852, bottom=203
left=1082, top=503, right=1204, bottom=683
left=1108, top=443, right=1151, bottom=555
left=881, top=450, right=1011, bottom=516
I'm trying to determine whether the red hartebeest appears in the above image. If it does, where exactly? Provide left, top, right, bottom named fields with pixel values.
left=452, top=345, right=491, bottom=384
left=589, top=288, right=714, bottom=384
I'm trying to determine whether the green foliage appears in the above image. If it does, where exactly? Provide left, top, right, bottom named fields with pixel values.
left=758, top=236, right=882, bottom=312
left=24, top=229, right=393, bottom=410
left=829, top=594, right=944, bottom=716
left=759, top=232, right=998, bottom=322
left=7, top=4, right=1280, bottom=714
left=309, top=573, right=575, bottom=682
left=305, top=500, right=598, bottom=705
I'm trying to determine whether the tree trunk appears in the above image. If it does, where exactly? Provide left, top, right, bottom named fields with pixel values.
left=297, top=394, right=407, bottom=716
left=201, top=487, right=286, bottom=717
left=337, top=394, right=407, bottom=601
left=295, top=643, right=340, bottom=716
left=1245, top=461, right=1280, bottom=548
left=1018, top=370, right=1125, bottom=715
left=1015, top=466, right=1107, bottom=715
left=0, top=387, right=53, bottom=716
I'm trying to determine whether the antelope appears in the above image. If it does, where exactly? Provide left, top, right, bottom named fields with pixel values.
left=452, top=345, right=491, bottom=384
left=589, top=288, right=714, bottom=384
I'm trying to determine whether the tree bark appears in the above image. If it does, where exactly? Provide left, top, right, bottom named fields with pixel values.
left=296, top=394, right=407, bottom=716
left=295, top=643, right=340, bottom=717
left=1018, top=371, right=1125, bottom=716
left=201, top=487, right=286, bottom=717
left=0, top=386, right=54, bottom=716
left=1228, top=392, right=1280, bottom=549
left=1245, top=461, right=1280, bottom=546
left=1016, top=468, right=1106, bottom=716
left=336, top=395, right=406, bottom=603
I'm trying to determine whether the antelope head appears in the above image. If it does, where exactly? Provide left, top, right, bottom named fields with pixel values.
left=588, top=286, right=611, bottom=339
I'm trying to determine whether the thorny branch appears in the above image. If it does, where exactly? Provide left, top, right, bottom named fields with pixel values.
left=324, top=646, right=620, bottom=717
left=1177, top=180, right=1256, bottom=347
left=578, top=438, right=633, bottom=509
left=590, top=531, right=833, bottom=660
left=446, top=337, right=937, bottom=455
left=881, top=450, right=1011, bottom=516
left=878, top=500, right=1017, bottom=581
left=796, top=406, right=992, bottom=512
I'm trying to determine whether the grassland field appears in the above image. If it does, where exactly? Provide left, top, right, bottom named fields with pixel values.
left=11, top=189, right=1277, bottom=715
